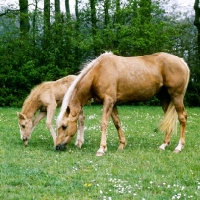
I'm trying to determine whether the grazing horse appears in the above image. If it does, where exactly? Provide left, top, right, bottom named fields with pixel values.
left=56, top=52, right=190, bottom=156
left=17, top=75, right=85, bottom=148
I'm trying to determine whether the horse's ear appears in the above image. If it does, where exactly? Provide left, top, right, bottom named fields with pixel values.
left=66, top=106, right=70, bottom=115
left=17, top=112, right=26, bottom=120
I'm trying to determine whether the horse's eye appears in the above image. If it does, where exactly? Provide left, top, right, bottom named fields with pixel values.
left=62, top=125, right=67, bottom=130
left=21, top=125, right=25, bottom=129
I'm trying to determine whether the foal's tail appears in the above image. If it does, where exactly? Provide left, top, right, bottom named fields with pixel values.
left=159, top=101, right=177, bottom=134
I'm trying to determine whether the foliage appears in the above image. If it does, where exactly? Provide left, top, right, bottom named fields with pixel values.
left=0, top=0, right=198, bottom=106
left=0, top=105, right=200, bottom=199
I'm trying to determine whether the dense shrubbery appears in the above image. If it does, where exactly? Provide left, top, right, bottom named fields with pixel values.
left=0, top=0, right=198, bottom=107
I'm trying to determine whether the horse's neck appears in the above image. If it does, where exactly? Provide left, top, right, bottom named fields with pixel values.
left=73, top=83, right=92, bottom=107
left=22, top=99, right=39, bottom=119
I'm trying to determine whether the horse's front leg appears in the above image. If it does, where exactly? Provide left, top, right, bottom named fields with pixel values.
left=96, top=97, right=114, bottom=156
left=75, top=109, right=85, bottom=148
left=46, top=103, right=57, bottom=146
left=111, top=105, right=126, bottom=150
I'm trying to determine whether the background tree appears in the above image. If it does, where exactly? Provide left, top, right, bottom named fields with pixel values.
left=19, top=0, right=30, bottom=37
left=90, top=0, right=98, bottom=55
left=43, top=0, right=50, bottom=49
left=55, top=0, right=61, bottom=22
left=194, top=0, right=200, bottom=58
left=0, top=0, right=197, bottom=107
left=65, top=0, right=70, bottom=15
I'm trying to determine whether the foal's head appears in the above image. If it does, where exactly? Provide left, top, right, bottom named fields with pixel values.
left=56, top=106, right=78, bottom=151
left=17, top=112, right=34, bottom=146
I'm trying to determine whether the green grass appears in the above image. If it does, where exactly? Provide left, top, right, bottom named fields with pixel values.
left=0, top=105, right=200, bottom=200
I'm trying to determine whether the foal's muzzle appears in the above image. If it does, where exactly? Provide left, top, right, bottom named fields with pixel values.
left=56, top=144, right=66, bottom=151
left=22, top=137, right=29, bottom=146
left=22, top=137, right=28, bottom=142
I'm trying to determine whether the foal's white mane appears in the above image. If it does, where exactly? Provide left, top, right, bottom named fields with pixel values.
left=56, top=51, right=113, bottom=127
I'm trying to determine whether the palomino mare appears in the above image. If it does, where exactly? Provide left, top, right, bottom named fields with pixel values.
left=17, top=75, right=85, bottom=148
left=56, top=52, right=190, bottom=156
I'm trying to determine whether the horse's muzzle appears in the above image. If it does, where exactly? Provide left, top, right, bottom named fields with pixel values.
left=56, top=144, right=66, bottom=151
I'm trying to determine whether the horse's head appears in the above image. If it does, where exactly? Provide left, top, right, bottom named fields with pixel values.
left=56, top=106, right=78, bottom=151
left=17, top=112, right=34, bottom=146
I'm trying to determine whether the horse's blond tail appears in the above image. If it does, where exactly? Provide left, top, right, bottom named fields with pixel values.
left=159, top=101, right=177, bottom=134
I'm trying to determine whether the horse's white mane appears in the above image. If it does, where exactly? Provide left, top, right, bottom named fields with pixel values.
left=57, top=51, right=113, bottom=127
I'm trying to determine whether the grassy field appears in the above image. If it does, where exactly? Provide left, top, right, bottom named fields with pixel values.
left=0, top=105, right=200, bottom=200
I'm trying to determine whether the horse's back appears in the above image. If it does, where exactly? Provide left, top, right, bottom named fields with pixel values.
left=88, top=52, right=189, bottom=102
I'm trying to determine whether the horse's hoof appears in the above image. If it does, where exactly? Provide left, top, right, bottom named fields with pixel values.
left=159, top=147, right=165, bottom=151
left=173, top=149, right=181, bottom=153
left=118, top=146, right=124, bottom=151
left=96, top=152, right=104, bottom=156
left=118, top=141, right=126, bottom=150
left=96, top=148, right=106, bottom=156
left=159, top=143, right=169, bottom=151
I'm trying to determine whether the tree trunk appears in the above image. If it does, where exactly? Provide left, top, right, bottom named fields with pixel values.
left=65, top=0, right=70, bottom=15
left=75, top=0, right=79, bottom=21
left=104, top=0, right=110, bottom=26
left=115, top=0, right=120, bottom=23
left=194, top=0, right=200, bottom=58
left=90, top=0, right=98, bottom=55
left=44, top=0, right=50, bottom=48
left=32, top=0, right=38, bottom=47
left=19, top=0, right=30, bottom=37
left=55, top=0, right=61, bottom=22
left=113, top=0, right=120, bottom=49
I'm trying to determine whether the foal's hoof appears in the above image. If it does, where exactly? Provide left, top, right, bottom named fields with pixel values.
left=24, top=140, right=28, bottom=147
left=75, top=140, right=83, bottom=149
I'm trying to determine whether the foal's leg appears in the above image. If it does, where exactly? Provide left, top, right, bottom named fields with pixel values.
left=46, top=103, right=57, bottom=146
left=96, top=96, right=114, bottom=156
left=33, top=112, right=47, bottom=128
left=111, top=105, right=126, bottom=150
left=75, top=109, right=85, bottom=148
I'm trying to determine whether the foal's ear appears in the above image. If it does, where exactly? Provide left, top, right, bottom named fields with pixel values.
left=66, top=106, right=70, bottom=115
left=17, top=112, right=26, bottom=120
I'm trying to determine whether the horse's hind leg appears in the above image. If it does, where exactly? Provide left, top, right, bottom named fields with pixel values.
left=173, top=97, right=187, bottom=153
left=111, top=105, right=126, bottom=150
left=157, top=87, right=173, bottom=150
left=75, top=109, right=85, bottom=148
